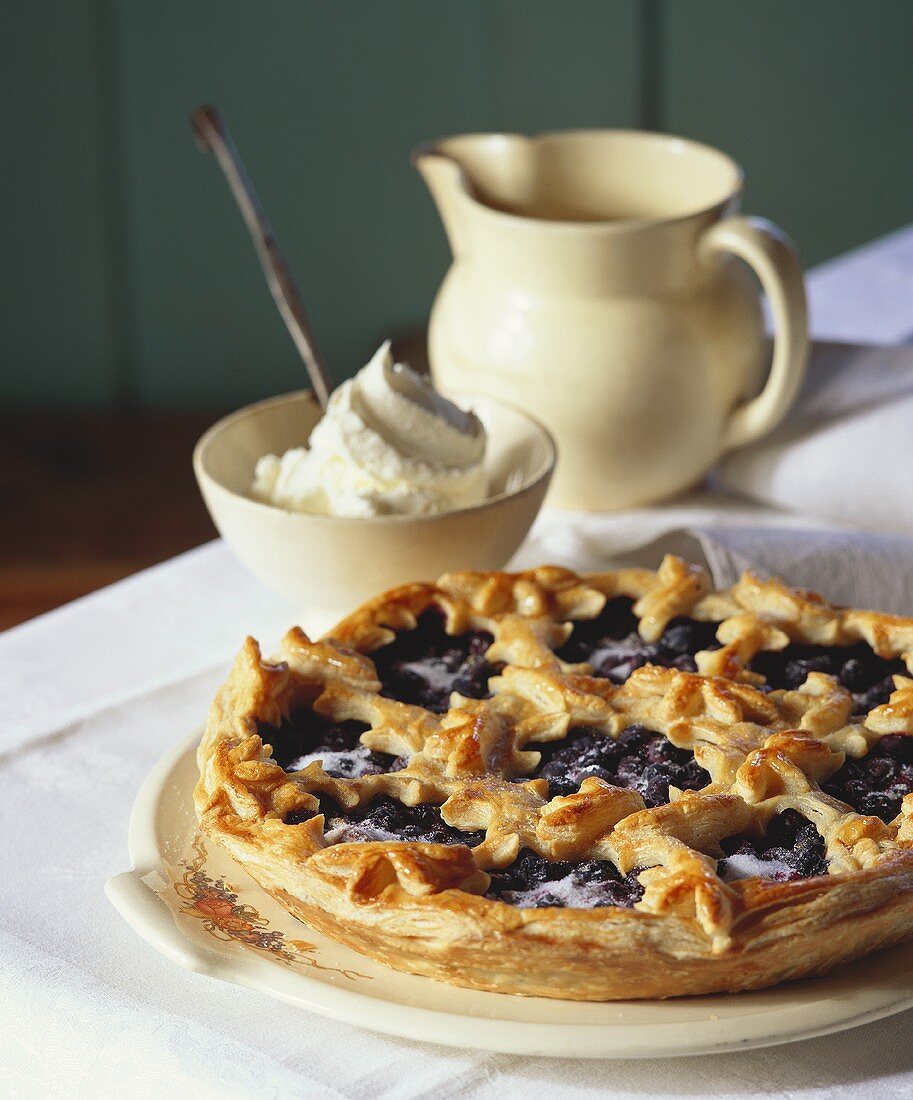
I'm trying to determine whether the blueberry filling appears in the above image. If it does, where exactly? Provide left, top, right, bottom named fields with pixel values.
left=285, top=794, right=486, bottom=846
left=370, top=608, right=500, bottom=713
left=556, top=598, right=721, bottom=683
left=485, top=848, right=645, bottom=909
left=749, top=642, right=906, bottom=713
left=557, top=596, right=639, bottom=659
left=717, top=809, right=827, bottom=882
left=529, top=724, right=710, bottom=805
left=258, top=711, right=401, bottom=779
left=823, top=734, right=913, bottom=821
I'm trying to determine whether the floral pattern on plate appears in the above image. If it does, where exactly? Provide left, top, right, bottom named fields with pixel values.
left=174, top=834, right=371, bottom=982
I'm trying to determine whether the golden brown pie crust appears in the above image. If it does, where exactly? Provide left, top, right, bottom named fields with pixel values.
left=194, top=557, right=913, bottom=1000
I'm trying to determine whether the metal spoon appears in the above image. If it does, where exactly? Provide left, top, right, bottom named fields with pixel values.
left=191, top=104, right=333, bottom=409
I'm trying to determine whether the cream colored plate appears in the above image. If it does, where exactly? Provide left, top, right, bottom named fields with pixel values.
left=107, top=729, right=913, bottom=1059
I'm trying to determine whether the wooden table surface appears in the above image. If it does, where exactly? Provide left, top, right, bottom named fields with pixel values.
left=1, top=410, right=221, bottom=630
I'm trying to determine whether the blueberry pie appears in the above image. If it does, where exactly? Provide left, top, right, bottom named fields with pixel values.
left=195, top=556, right=913, bottom=999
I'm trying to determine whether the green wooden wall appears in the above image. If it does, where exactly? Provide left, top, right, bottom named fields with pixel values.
left=4, top=0, right=913, bottom=408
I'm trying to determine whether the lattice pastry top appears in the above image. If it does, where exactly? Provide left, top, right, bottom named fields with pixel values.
left=195, top=556, right=913, bottom=1000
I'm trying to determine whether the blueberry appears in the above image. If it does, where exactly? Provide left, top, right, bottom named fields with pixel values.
left=720, top=810, right=827, bottom=880
left=284, top=809, right=313, bottom=826
left=839, top=658, right=871, bottom=693
left=854, top=676, right=898, bottom=714
left=660, top=618, right=720, bottom=655
left=529, top=724, right=710, bottom=805
left=857, top=792, right=900, bottom=820
left=315, top=795, right=485, bottom=846
left=452, top=652, right=500, bottom=699
left=750, top=642, right=905, bottom=707
left=587, top=634, right=652, bottom=680
left=646, top=738, right=674, bottom=765
left=423, top=691, right=451, bottom=713
left=824, top=736, right=913, bottom=821
left=485, top=849, right=645, bottom=909
left=784, top=655, right=834, bottom=689
left=556, top=598, right=639, bottom=664
left=642, top=772, right=671, bottom=806
left=538, top=769, right=579, bottom=798
left=865, top=757, right=897, bottom=783
left=660, top=622, right=699, bottom=653
left=492, top=849, right=552, bottom=891
left=614, top=755, right=642, bottom=784
left=259, top=713, right=396, bottom=777
left=561, top=616, right=718, bottom=686
left=370, top=608, right=496, bottom=712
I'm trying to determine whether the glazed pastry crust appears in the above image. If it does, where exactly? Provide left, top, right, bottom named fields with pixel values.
left=195, top=558, right=913, bottom=1000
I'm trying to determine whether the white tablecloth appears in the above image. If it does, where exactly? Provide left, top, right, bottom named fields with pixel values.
left=5, top=226, right=913, bottom=1099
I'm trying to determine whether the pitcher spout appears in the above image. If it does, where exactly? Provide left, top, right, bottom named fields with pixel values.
left=412, top=144, right=470, bottom=258
left=413, top=133, right=534, bottom=259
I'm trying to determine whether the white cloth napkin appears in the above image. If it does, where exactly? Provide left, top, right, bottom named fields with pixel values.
left=5, top=527, right=913, bottom=1099
left=807, top=225, right=913, bottom=345
left=718, top=341, right=913, bottom=535
left=523, top=519, right=913, bottom=617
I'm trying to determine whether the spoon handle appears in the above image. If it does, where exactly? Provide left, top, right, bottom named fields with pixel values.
left=191, top=104, right=333, bottom=410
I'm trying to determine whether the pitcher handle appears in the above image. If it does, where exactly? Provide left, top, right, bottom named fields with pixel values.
left=702, top=216, right=809, bottom=451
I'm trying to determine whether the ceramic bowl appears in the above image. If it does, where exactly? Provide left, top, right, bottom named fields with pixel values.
left=193, top=389, right=555, bottom=619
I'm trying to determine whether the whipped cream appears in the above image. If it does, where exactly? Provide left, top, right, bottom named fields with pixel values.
left=252, top=341, right=488, bottom=516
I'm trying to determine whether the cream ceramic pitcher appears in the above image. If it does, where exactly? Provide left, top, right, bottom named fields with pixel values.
left=414, top=130, right=808, bottom=510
